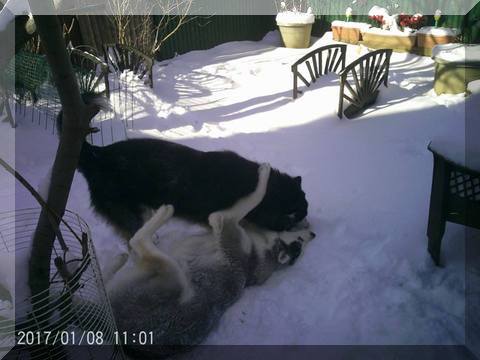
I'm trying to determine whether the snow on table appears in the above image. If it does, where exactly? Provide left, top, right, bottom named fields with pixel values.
left=429, top=137, right=480, bottom=172
left=4, top=30, right=471, bottom=347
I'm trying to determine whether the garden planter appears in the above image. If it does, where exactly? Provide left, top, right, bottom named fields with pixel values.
left=432, top=44, right=480, bottom=95
left=276, top=12, right=315, bottom=49
left=361, top=28, right=416, bottom=52
left=331, top=21, right=370, bottom=45
left=417, top=27, right=460, bottom=56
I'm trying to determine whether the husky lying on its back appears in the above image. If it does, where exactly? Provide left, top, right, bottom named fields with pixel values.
left=104, top=164, right=315, bottom=359
left=56, top=94, right=308, bottom=238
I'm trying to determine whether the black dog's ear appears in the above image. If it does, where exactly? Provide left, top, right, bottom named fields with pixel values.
left=294, top=176, right=302, bottom=185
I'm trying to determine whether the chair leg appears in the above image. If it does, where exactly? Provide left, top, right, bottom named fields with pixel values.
left=427, top=155, right=449, bottom=266
left=428, top=226, right=445, bottom=266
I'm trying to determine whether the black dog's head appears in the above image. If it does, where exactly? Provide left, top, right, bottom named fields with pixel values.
left=248, top=169, right=308, bottom=231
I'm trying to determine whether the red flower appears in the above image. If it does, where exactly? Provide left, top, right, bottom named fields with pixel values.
left=397, top=14, right=424, bottom=29
left=369, top=15, right=384, bottom=26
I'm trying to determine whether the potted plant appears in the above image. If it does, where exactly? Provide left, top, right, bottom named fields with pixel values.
left=360, top=6, right=416, bottom=52
left=276, top=1, right=315, bottom=48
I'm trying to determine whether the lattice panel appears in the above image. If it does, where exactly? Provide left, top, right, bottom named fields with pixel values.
left=449, top=170, right=480, bottom=202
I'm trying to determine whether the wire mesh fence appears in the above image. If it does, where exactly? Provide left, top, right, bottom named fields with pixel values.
left=0, top=208, right=124, bottom=360
left=6, top=47, right=141, bottom=146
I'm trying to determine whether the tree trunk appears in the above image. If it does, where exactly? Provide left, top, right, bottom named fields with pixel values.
left=26, top=13, right=98, bottom=317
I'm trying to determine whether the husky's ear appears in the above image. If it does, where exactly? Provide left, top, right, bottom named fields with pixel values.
left=294, top=176, right=302, bottom=186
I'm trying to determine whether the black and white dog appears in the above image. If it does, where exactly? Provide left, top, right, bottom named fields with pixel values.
left=57, top=94, right=309, bottom=238
left=103, top=163, right=315, bottom=359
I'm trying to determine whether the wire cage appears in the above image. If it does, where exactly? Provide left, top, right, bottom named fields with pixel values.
left=0, top=208, right=124, bottom=360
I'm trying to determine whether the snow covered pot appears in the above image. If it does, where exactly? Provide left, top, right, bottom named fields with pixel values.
left=276, top=9, right=315, bottom=48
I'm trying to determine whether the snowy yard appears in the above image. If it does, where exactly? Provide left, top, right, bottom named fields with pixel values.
left=2, top=30, right=474, bottom=345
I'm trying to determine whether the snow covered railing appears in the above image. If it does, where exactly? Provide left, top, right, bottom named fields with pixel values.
left=338, top=48, right=392, bottom=118
left=291, top=44, right=347, bottom=99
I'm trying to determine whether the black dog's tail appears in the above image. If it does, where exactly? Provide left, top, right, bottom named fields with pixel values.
left=56, top=92, right=111, bottom=173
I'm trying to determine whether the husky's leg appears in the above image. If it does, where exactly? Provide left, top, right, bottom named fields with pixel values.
left=130, top=205, right=194, bottom=303
left=209, top=164, right=271, bottom=258
left=277, top=229, right=316, bottom=245
left=209, top=163, right=271, bottom=229
left=102, top=252, right=129, bottom=285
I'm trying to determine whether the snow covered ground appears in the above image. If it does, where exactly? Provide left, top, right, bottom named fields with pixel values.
left=1, top=30, right=476, bottom=346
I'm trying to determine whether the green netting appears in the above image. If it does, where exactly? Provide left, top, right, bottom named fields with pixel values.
left=5, top=50, right=51, bottom=102
left=4, top=49, right=106, bottom=104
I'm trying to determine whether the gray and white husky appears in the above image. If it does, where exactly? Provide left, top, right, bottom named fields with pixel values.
left=104, top=163, right=315, bottom=359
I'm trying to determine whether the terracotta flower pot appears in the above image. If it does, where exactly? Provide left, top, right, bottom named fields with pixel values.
left=276, top=12, right=315, bottom=49
left=277, top=23, right=313, bottom=49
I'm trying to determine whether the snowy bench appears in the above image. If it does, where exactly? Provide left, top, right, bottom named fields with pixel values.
left=338, top=48, right=392, bottom=118
left=291, top=44, right=347, bottom=99
left=427, top=139, right=480, bottom=266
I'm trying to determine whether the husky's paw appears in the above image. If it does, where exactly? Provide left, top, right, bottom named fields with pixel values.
left=280, top=229, right=316, bottom=245
left=258, top=163, right=271, bottom=183
left=295, top=229, right=316, bottom=243
left=208, top=212, right=224, bottom=238
left=163, top=204, right=175, bottom=218
left=153, top=204, right=174, bottom=222
left=277, top=240, right=303, bottom=266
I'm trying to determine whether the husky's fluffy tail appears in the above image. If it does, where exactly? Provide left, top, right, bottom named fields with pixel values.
left=56, top=92, right=110, bottom=174
left=55, top=92, right=110, bottom=135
